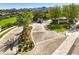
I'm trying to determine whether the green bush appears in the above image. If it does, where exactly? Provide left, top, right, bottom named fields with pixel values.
left=47, top=23, right=65, bottom=32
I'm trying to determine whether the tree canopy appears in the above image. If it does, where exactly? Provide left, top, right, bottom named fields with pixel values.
left=17, top=11, right=33, bottom=27
left=48, top=6, right=61, bottom=19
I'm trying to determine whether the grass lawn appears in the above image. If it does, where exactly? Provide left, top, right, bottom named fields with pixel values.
left=47, top=23, right=65, bottom=32
left=0, top=17, right=16, bottom=28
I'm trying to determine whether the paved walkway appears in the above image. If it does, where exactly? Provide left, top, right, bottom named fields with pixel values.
left=0, top=26, right=23, bottom=55
left=19, top=20, right=79, bottom=55
left=68, top=34, right=79, bottom=55
left=52, top=32, right=79, bottom=55
left=0, top=26, right=16, bottom=36
left=20, top=23, right=66, bottom=55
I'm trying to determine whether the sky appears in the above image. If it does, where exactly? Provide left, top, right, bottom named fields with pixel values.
left=0, top=3, right=78, bottom=9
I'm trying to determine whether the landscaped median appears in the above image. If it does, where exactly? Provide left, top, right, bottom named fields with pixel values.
left=0, top=26, right=16, bottom=38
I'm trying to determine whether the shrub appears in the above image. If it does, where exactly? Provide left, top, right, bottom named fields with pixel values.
left=47, top=23, right=65, bottom=32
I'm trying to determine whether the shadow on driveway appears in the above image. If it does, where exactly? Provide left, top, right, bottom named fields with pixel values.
left=0, top=37, right=18, bottom=52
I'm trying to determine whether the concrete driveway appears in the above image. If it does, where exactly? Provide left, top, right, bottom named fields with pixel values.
left=0, top=26, right=23, bottom=55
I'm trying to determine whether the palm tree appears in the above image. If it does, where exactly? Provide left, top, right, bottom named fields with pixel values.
left=17, top=11, right=34, bottom=52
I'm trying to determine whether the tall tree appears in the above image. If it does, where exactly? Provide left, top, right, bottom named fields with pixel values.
left=63, top=4, right=78, bottom=24
left=17, top=11, right=34, bottom=52
left=33, top=10, right=48, bottom=22
left=48, top=6, right=61, bottom=20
